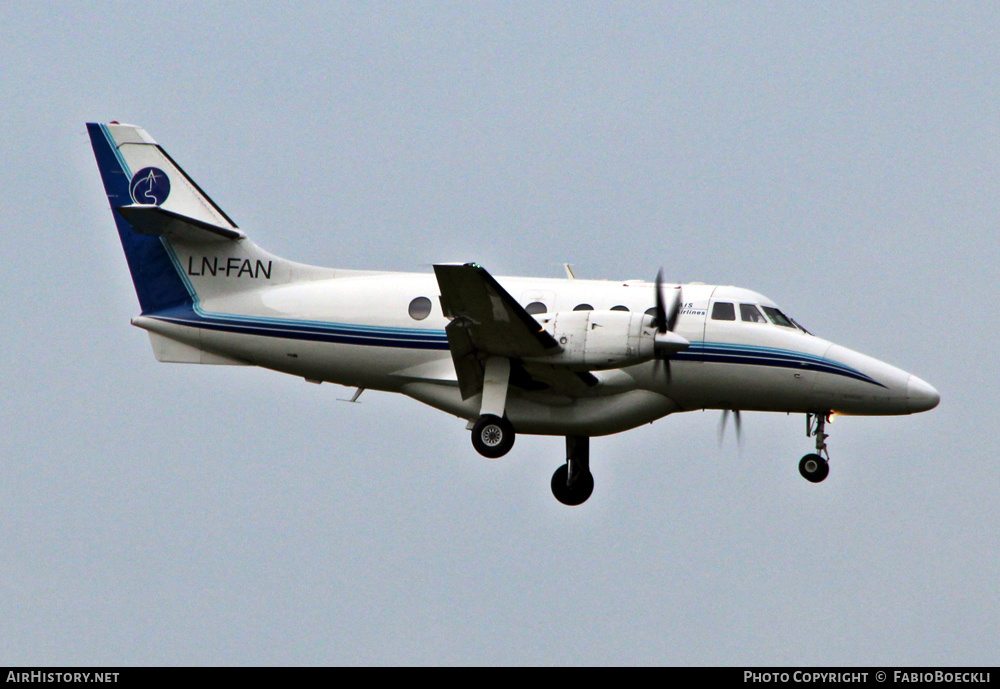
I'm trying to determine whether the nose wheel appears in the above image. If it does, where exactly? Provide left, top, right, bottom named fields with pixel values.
left=799, top=453, right=829, bottom=483
left=800, top=412, right=831, bottom=483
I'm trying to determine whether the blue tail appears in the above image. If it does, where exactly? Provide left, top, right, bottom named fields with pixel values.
left=88, top=122, right=194, bottom=314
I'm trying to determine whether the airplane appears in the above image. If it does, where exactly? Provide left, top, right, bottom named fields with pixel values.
left=87, top=122, right=940, bottom=506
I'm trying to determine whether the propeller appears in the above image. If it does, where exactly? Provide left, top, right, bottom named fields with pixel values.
left=718, top=409, right=743, bottom=447
left=652, top=269, right=690, bottom=381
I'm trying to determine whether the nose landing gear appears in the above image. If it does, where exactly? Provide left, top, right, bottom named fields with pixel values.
left=799, top=412, right=831, bottom=483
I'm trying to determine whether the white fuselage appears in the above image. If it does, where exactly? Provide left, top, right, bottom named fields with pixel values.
left=133, top=269, right=938, bottom=437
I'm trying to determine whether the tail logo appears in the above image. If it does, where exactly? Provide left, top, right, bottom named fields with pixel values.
left=129, top=167, right=171, bottom=205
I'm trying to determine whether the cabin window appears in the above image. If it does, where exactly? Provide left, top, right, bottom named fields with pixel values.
left=525, top=301, right=547, bottom=315
left=610, top=305, right=629, bottom=312
left=574, top=304, right=594, bottom=311
left=408, top=296, right=432, bottom=320
left=740, top=303, right=767, bottom=323
left=761, top=306, right=796, bottom=328
left=711, top=302, right=736, bottom=321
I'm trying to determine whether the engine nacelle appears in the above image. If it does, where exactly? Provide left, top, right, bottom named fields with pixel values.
left=529, top=310, right=657, bottom=370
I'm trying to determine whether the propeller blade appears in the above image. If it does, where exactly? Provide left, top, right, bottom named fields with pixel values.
left=718, top=410, right=743, bottom=447
left=654, top=269, right=666, bottom=333
left=651, top=353, right=673, bottom=383
left=653, top=269, right=685, bottom=385
left=665, top=287, right=682, bottom=333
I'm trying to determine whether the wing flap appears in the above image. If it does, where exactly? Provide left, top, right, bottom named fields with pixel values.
left=520, top=361, right=598, bottom=396
left=444, top=318, right=486, bottom=400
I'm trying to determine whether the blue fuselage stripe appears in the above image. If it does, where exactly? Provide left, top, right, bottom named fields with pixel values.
left=153, top=312, right=450, bottom=350
left=674, top=350, right=883, bottom=386
left=149, top=310, right=883, bottom=385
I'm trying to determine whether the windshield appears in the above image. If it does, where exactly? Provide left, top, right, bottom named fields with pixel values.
left=761, top=305, right=810, bottom=333
left=761, top=306, right=795, bottom=328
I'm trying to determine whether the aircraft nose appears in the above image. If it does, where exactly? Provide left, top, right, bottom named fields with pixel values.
left=906, top=375, right=940, bottom=413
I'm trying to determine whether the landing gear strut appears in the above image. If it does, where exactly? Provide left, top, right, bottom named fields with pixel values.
left=799, top=412, right=831, bottom=483
left=551, top=435, right=594, bottom=506
left=470, top=357, right=516, bottom=458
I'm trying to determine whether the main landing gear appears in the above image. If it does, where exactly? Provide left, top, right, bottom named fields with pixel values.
left=799, top=412, right=831, bottom=483
left=470, top=357, right=516, bottom=459
left=551, top=435, right=594, bottom=506
left=469, top=420, right=595, bottom=506
left=471, top=414, right=515, bottom=458
left=466, top=356, right=594, bottom=505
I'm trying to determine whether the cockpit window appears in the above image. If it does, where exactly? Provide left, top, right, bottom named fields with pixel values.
left=761, top=306, right=796, bottom=328
left=740, top=303, right=767, bottom=323
left=711, top=302, right=736, bottom=321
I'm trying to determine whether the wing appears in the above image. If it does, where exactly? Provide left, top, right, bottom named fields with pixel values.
left=434, top=263, right=597, bottom=399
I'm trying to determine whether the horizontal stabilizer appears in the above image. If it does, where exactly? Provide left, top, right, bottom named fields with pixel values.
left=116, top=204, right=246, bottom=243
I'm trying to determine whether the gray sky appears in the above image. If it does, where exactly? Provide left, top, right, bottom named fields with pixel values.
left=1, top=1, right=997, bottom=665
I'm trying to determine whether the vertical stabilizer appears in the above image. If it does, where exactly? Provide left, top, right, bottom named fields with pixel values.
left=89, top=122, right=345, bottom=318
left=88, top=122, right=201, bottom=313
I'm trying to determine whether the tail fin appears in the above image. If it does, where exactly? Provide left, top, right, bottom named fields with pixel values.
left=90, top=122, right=347, bottom=320
left=88, top=122, right=277, bottom=315
left=89, top=122, right=200, bottom=313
